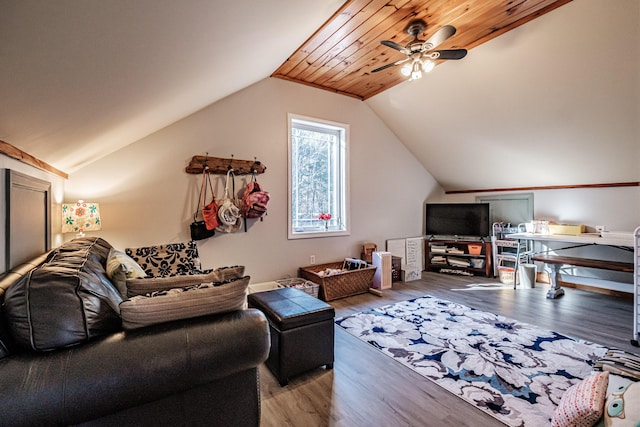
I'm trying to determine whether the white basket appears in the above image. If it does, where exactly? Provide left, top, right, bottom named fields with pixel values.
left=498, top=267, right=519, bottom=284
left=470, top=259, right=485, bottom=269
left=248, top=282, right=284, bottom=294
left=276, top=278, right=320, bottom=298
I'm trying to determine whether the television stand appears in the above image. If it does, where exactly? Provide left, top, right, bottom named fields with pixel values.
left=425, top=238, right=492, bottom=277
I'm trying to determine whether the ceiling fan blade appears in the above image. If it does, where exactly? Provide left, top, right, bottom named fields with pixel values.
left=430, top=49, right=467, bottom=60
left=371, top=57, right=409, bottom=73
left=381, top=40, right=410, bottom=55
left=422, top=25, right=457, bottom=51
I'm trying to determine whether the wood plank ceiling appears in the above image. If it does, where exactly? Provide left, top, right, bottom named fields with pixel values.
left=272, top=0, right=572, bottom=100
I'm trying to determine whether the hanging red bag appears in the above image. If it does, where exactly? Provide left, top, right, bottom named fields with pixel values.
left=201, top=168, right=220, bottom=230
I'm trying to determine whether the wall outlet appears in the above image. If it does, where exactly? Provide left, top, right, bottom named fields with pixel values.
left=595, top=225, right=606, bottom=233
left=309, top=255, right=316, bottom=265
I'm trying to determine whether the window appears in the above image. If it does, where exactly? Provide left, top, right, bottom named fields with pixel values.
left=476, top=193, right=534, bottom=228
left=288, top=114, right=349, bottom=239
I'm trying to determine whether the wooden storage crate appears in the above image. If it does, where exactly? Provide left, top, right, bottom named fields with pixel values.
left=299, top=262, right=376, bottom=301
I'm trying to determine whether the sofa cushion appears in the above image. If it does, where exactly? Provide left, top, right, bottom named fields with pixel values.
left=46, top=236, right=111, bottom=264
left=106, top=249, right=147, bottom=297
left=0, top=253, right=51, bottom=359
left=125, top=265, right=245, bottom=297
left=0, top=316, right=13, bottom=359
left=3, top=237, right=123, bottom=352
left=120, top=276, right=250, bottom=329
left=1, top=278, right=24, bottom=359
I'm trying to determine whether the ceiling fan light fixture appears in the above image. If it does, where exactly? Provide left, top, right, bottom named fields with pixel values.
left=422, top=59, right=435, bottom=73
left=410, top=61, right=422, bottom=81
left=373, top=20, right=467, bottom=85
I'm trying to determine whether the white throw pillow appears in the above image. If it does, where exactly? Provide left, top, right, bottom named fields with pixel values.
left=106, top=249, right=147, bottom=297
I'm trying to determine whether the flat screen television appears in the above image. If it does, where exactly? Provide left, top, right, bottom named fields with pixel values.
left=425, top=203, right=490, bottom=238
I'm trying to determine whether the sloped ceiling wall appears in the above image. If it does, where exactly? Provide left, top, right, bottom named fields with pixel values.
left=366, top=0, right=639, bottom=192
left=0, top=0, right=345, bottom=172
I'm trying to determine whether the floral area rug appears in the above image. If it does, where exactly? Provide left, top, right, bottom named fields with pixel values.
left=335, top=296, right=608, bottom=426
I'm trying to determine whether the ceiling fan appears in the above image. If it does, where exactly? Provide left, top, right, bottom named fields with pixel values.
left=372, top=19, right=467, bottom=80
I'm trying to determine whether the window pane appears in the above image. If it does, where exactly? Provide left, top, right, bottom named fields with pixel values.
left=288, top=115, right=349, bottom=239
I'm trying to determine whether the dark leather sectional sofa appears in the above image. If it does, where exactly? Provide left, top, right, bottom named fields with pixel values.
left=0, top=237, right=269, bottom=427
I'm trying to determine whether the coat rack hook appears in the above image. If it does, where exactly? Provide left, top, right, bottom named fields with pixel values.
left=251, top=157, right=261, bottom=174
left=186, top=154, right=266, bottom=175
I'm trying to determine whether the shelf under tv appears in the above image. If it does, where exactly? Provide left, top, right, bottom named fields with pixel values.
left=425, top=238, right=492, bottom=278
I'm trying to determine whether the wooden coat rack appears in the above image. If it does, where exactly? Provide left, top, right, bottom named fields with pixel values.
left=185, top=155, right=267, bottom=175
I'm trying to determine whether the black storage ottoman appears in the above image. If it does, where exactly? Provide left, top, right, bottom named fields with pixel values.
left=247, top=287, right=334, bottom=386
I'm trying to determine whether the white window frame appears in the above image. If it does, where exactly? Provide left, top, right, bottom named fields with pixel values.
left=288, top=113, right=350, bottom=239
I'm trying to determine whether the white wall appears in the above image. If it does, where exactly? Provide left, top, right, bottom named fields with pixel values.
left=65, top=78, right=439, bottom=282
left=443, top=186, right=640, bottom=233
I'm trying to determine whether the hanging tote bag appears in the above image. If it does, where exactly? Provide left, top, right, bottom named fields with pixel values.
left=201, top=170, right=220, bottom=230
left=216, top=169, right=243, bottom=233
left=241, top=173, right=269, bottom=220
left=190, top=169, right=216, bottom=240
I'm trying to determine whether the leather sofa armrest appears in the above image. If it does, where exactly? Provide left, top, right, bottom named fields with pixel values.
left=0, top=309, right=270, bottom=427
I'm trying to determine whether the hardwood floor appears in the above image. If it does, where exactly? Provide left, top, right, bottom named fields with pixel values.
left=259, top=273, right=637, bottom=426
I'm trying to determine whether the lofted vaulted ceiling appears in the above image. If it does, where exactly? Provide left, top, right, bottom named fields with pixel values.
left=273, top=0, right=571, bottom=100
left=1, top=0, right=638, bottom=192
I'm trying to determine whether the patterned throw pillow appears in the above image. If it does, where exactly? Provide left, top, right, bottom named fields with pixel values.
left=106, top=249, right=147, bottom=297
left=602, top=380, right=640, bottom=427
left=551, top=371, right=609, bottom=427
left=125, top=241, right=203, bottom=278
left=125, top=266, right=245, bottom=297
left=119, top=276, right=250, bottom=329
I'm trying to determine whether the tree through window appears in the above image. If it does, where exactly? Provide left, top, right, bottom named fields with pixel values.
left=288, top=114, right=349, bottom=239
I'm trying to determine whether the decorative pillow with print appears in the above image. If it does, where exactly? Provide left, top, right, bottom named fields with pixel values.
left=551, top=371, right=609, bottom=427
left=120, top=276, right=250, bottom=329
left=125, top=241, right=203, bottom=278
left=125, top=266, right=245, bottom=298
left=600, top=380, right=640, bottom=427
